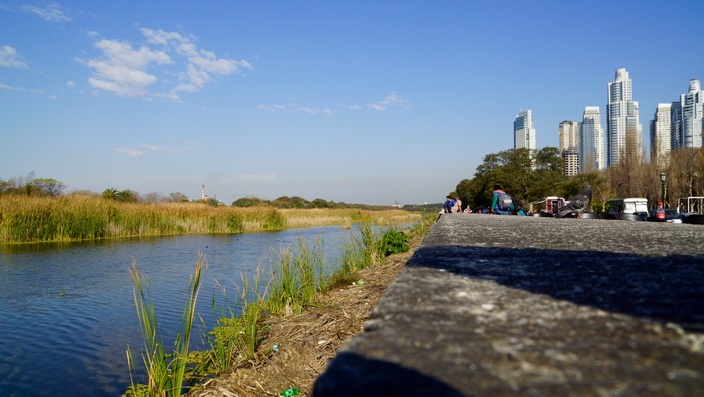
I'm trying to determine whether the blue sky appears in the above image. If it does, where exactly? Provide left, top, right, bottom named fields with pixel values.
left=1, top=1, right=702, bottom=205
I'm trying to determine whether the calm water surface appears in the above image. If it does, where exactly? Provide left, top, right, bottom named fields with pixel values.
left=0, top=226, right=358, bottom=396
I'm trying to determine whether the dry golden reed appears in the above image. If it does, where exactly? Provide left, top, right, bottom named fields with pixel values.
left=0, top=195, right=419, bottom=244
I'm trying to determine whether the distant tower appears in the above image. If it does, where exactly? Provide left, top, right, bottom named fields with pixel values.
left=514, top=110, right=537, bottom=150
left=606, top=68, right=642, bottom=167
left=558, top=120, right=580, bottom=153
left=580, top=106, right=605, bottom=172
left=562, top=147, right=580, bottom=177
left=201, top=185, right=206, bottom=200
left=676, top=79, right=704, bottom=148
left=650, top=103, right=672, bottom=169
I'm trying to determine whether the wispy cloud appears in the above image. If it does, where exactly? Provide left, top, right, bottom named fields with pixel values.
left=0, top=83, right=23, bottom=91
left=115, top=147, right=145, bottom=159
left=256, top=103, right=334, bottom=116
left=22, top=3, right=71, bottom=23
left=140, top=143, right=197, bottom=153
left=0, top=45, right=29, bottom=68
left=0, top=82, right=45, bottom=95
left=368, top=91, right=411, bottom=112
left=257, top=104, right=286, bottom=112
left=82, top=28, right=252, bottom=100
left=265, top=93, right=409, bottom=116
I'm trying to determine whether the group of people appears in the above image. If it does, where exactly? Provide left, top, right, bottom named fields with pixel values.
left=442, top=195, right=462, bottom=213
left=442, top=184, right=524, bottom=216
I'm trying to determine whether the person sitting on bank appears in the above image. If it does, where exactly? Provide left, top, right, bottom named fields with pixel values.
left=442, top=196, right=454, bottom=213
left=491, top=184, right=514, bottom=215
left=451, top=196, right=461, bottom=213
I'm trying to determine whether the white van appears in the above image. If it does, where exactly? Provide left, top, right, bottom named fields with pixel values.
left=606, top=198, right=649, bottom=215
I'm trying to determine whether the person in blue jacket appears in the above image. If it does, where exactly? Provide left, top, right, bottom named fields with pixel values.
left=442, top=195, right=455, bottom=213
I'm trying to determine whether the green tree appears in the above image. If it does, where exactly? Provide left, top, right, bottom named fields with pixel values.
left=311, top=198, right=329, bottom=208
left=168, top=192, right=189, bottom=203
left=30, top=178, right=67, bottom=196
left=116, top=189, right=139, bottom=203
left=459, top=147, right=566, bottom=210
left=271, top=196, right=291, bottom=208
left=102, top=188, right=119, bottom=200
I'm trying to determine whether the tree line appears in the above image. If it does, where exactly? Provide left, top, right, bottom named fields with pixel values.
left=0, top=173, right=404, bottom=211
left=453, top=146, right=704, bottom=213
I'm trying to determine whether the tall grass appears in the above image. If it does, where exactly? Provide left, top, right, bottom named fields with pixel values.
left=126, top=255, right=204, bottom=397
left=267, top=237, right=325, bottom=316
left=0, top=195, right=420, bottom=245
left=0, top=195, right=283, bottom=244
left=125, top=217, right=430, bottom=394
left=204, top=266, right=269, bottom=373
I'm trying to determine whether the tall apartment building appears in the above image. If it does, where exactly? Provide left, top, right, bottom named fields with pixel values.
left=514, top=110, right=536, bottom=151
left=671, top=101, right=682, bottom=149
left=606, top=68, right=642, bottom=167
left=558, top=121, right=580, bottom=153
left=559, top=120, right=580, bottom=177
left=563, top=147, right=580, bottom=177
left=580, top=106, right=605, bottom=172
left=650, top=103, right=672, bottom=170
left=675, top=79, right=704, bottom=149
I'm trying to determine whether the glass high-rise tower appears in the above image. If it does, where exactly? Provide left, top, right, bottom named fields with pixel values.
left=606, top=68, right=642, bottom=167
left=514, top=110, right=536, bottom=151
left=650, top=103, right=672, bottom=170
left=580, top=106, right=604, bottom=172
left=677, top=79, right=704, bottom=149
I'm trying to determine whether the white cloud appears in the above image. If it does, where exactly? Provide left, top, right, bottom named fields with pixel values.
left=66, top=81, right=75, bottom=88
left=0, top=45, right=29, bottom=68
left=22, top=3, right=71, bottom=22
left=257, top=104, right=286, bottom=112
left=0, top=83, right=23, bottom=91
left=85, top=39, right=171, bottom=97
left=83, top=28, right=251, bottom=100
left=256, top=104, right=333, bottom=116
left=368, top=91, right=411, bottom=112
left=140, top=143, right=197, bottom=153
left=115, top=147, right=145, bottom=159
left=140, top=28, right=252, bottom=100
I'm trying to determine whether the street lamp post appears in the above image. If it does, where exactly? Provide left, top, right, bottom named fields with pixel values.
left=660, top=172, right=667, bottom=208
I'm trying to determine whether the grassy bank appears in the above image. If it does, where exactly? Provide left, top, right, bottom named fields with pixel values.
left=0, top=195, right=420, bottom=245
left=125, top=214, right=436, bottom=397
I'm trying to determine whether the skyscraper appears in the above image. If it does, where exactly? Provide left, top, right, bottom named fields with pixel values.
left=650, top=103, right=672, bottom=169
left=580, top=106, right=604, bottom=172
left=514, top=110, right=536, bottom=151
left=606, top=68, right=642, bottom=167
left=562, top=147, right=580, bottom=177
left=558, top=120, right=580, bottom=153
left=676, top=79, right=704, bottom=149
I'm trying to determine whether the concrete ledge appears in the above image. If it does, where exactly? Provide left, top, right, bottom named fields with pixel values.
left=314, top=215, right=704, bottom=396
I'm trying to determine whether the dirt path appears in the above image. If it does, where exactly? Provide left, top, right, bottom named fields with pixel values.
left=188, top=236, right=421, bottom=397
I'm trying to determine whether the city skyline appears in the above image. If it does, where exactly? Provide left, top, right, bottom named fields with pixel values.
left=546, top=74, right=701, bottom=177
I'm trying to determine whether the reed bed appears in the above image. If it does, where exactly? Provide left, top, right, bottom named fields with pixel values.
left=0, top=195, right=419, bottom=245
left=280, top=208, right=420, bottom=228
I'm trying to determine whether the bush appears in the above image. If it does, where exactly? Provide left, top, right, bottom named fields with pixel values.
left=380, top=227, right=409, bottom=256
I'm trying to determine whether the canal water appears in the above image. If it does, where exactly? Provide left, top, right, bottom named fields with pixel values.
left=0, top=225, right=360, bottom=396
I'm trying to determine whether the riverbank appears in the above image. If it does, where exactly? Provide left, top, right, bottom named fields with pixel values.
left=185, top=230, right=424, bottom=396
left=0, top=194, right=420, bottom=244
